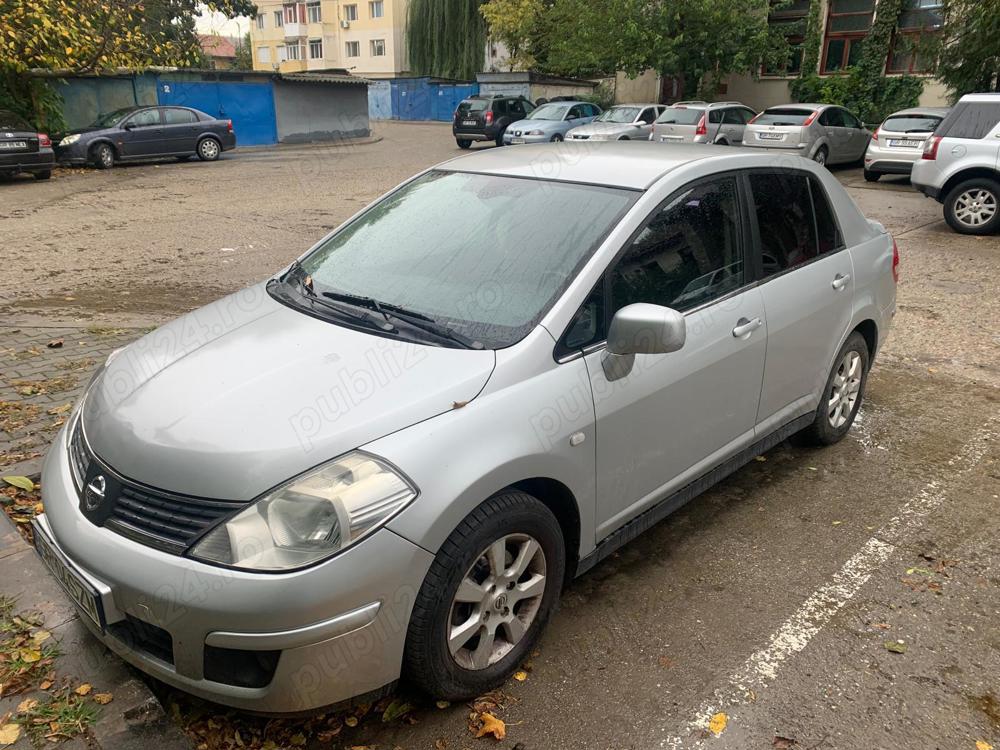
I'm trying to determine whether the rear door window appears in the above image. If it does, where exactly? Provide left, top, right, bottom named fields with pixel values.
left=709, top=109, right=724, bottom=124
left=936, top=102, right=1000, bottom=140
left=810, top=177, right=844, bottom=254
left=164, top=108, right=197, bottom=125
left=819, top=108, right=845, bottom=127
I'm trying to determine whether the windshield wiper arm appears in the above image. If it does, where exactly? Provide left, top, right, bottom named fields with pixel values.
left=321, top=290, right=394, bottom=323
left=321, top=294, right=484, bottom=350
left=282, top=264, right=396, bottom=332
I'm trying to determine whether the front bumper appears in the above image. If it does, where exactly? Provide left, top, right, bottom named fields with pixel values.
left=503, top=132, right=551, bottom=145
left=0, top=148, right=54, bottom=174
left=39, top=432, right=434, bottom=712
left=53, top=141, right=90, bottom=165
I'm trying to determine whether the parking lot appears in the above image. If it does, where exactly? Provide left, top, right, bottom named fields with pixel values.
left=1, top=121, right=998, bottom=749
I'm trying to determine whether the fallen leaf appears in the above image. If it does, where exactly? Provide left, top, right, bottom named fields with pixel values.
left=20, top=648, right=41, bottom=663
left=2, top=476, right=34, bottom=492
left=475, top=712, right=506, bottom=740
left=773, top=737, right=798, bottom=748
left=344, top=716, right=358, bottom=727
left=708, top=712, right=728, bottom=737
left=754, top=455, right=766, bottom=462
left=0, top=724, right=20, bottom=746
left=976, top=742, right=993, bottom=750
left=289, top=733, right=306, bottom=746
left=75, top=683, right=92, bottom=695
left=46, top=339, right=63, bottom=349
left=17, top=697, right=38, bottom=712
left=435, top=700, right=450, bottom=709
left=32, top=630, right=51, bottom=645
left=94, top=693, right=113, bottom=705
left=39, top=680, right=52, bottom=690
left=435, top=740, right=448, bottom=750
left=513, top=670, right=528, bottom=682
left=382, top=699, right=413, bottom=722
left=832, top=520, right=843, bottom=526
left=884, top=640, right=907, bottom=654
left=658, top=655, right=675, bottom=668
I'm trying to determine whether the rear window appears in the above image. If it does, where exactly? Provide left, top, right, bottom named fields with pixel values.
left=936, top=102, right=1000, bottom=140
left=881, top=114, right=943, bottom=133
left=457, top=100, right=488, bottom=114
left=0, top=110, right=31, bottom=130
left=655, top=107, right=704, bottom=125
left=754, top=108, right=814, bottom=126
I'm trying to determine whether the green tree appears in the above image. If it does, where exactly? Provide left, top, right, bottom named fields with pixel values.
left=932, top=0, right=1000, bottom=99
left=407, top=0, right=486, bottom=80
left=234, top=32, right=254, bottom=70
left=480, top=0, right=544, bottom=71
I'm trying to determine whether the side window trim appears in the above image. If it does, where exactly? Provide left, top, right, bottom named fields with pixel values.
left=807, top=176, right=847, bottom=252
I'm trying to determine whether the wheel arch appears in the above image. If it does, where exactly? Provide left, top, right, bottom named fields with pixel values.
left=940, top=167, right=1000, bottom=203
left=88, top=138, right=117, bottom=157
left=852, top=319, right=878, bottom=363
left=509, top=477, right=581, bottom=586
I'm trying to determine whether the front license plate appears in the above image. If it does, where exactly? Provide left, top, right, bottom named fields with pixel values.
left=511, top=138, right=525, bottom=144
left=462, top=120, right=477, bottom=126
left=758, top=132, right=783, bottom=140
left=888, top=139, right=921, bottom=148
left=0, top=141, right=27, bottom=150
left=32, top=521, right=105, bottom=629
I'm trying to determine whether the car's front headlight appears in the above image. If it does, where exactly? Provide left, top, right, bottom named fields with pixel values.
left=526, top=129, right=545, bottom=136
left=190, top=452, right=417, bottom=571
left=59, top=134, right=81, bottom=146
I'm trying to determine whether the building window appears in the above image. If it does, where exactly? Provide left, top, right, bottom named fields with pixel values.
left=370, top=38, right=386, bottom=56
left=887, top=0, right=942, bottom=73
left=309, top=38, right=323, bottom=58
left=255, top=13, right=265, bottom=29
left=763, top=0, right=809, bottom=76
left=369, top=0, right=384, bottom=17
left=344, top=3, right=358, bottom=19
left=277, top=44, right=287, bottom=61
left=345, top=40, right=360, bottom=57
left=257, top=45, right=272, bottom=63
left=273, top=10, right=283, bottom=27
left=306, top=1, right=321, bottom=22
left=286, top=42, right=303, bottom=60
left=821, top=0, right=874, bottom=73
left=283, top=3, right=299, bottom=24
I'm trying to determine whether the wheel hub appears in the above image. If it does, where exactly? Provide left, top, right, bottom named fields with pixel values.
left=954, top=189, right=997, bottom=227
left=828, top=350, right=862, bottom=429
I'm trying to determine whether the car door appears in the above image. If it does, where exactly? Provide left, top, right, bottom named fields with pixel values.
left=745, top=169, right=854, bottom=433
left=119, top=108, right=165, bottom=158
left=577, top=173, right=767, bottom=539
left=635, top=106, right=658, bottom=138
left=161, top=108, right=200, bottom=153
left=840, top=109, right=870, bottom=160
left=719, top=107, right=745, bottom=144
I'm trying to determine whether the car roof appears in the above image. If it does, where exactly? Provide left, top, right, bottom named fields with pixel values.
left=884, top=107, right=950, bottom=118
left=439, top=142, right=742, bottom=190
left=611, top=103, right=662, bottom=109
left=958, top=93, right=1000, bottom=103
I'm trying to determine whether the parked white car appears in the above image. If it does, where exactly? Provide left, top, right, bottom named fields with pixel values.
left=863, top=107, right=949, bottom=182
left=566, top=104, right=665, bottom=141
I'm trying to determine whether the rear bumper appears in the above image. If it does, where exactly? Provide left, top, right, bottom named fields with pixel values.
left=864, top=160, right=915, bottom=175
left=0, top=148, right=55, bottom=173
left=912, top=181, right=942, bottom=200
left=453, top=132, right=492, bottom=142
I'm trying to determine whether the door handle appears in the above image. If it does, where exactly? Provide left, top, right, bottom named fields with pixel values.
left=732, top=317, right=763, bottom=338
left=831, top=273, right=851, bottom=290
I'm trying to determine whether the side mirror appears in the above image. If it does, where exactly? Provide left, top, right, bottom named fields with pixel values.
left=122, top=123, right=135, bottom=130
left=603, top=303, right=685, bottom=380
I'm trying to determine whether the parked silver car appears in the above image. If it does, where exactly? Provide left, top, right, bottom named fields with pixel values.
left=911, top=93, right=1000, bottom=235
left=863, top=107, right=950, bottom=182
left=566, top=103, right=665, bottom=141
left=503, top=101, right=601, bottom=144
left=743, top=103, right=871, bottom=166
left=36, top=143, right=897, bottom=713
left=650, top=101, right=758, bottom=145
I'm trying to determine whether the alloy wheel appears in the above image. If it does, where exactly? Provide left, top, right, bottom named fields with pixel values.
left=99, top=146, right=113, bottom=168
left=448, top=534, right=546, bottom=670
left=200, top=139, right=220, bottom=159
left=828, top=350, right=862, bottom=429
left=953, top=189, right=997, bottom=228
left=814, top=149, right=827, bottom=166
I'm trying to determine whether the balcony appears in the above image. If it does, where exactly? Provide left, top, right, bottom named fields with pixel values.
left=284, top=21, right=306, bottom=38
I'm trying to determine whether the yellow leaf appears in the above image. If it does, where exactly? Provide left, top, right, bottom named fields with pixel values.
left=20, top=648, right=41, bottom=663
left=435, top=700, right=450, bottom=709
left=344, top=716, right=358, bottom=727
left=94, top=693, right=113, bottom=705
left=0, top=724, right=21, bottom=746
left=17, top=697, right=38, bottom=712
left=65, top=46, right=72, bottom=54
left=513, top=670, right=528, bottom=681
left=289, top=734, right=306, bottom=746
left=32, top=630, right=51, bottom=644
left=976, top=742, right=993, bottom=750
left=74, top=683, right=92, bottom=695
left=708, top=712, right=728, bottom=736
left=475, top=712, right=506, bottom=740
left=39, top=680, right=52, bottom=690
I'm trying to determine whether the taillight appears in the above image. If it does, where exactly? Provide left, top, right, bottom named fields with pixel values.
left=226, top=119, right=234, bottom=134
left=891, top=238, right=899, bottom=284
left=695, top=114, right=707, bottom=136
left=485, top=110, right=494, bottom=125
left=802, top=111, right=819, bottom=126
left=871, top=127, right=879, bottom=143
left=922, top=135, right=941, bottom=160
left=37, top=133, right=51, bottom=147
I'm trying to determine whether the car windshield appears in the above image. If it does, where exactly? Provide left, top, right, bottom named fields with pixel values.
left=882, top=114, right=943, bottom=133
left=596, top=107, right=640, bottom=123
left=754, top=108, right=814, bottom=126
left=293, top=171, right=637, bottom=348
left=655, top=107, right=704, bottom=125
left=90, top=108, right=138, bottom=127
left=527, top=104, right=569, bottom=121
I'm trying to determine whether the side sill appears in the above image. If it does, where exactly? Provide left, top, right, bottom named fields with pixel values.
left=575, top=413, right=814, bottom=577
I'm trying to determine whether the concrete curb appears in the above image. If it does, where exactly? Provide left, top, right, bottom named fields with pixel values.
left=0, top=482, right=191, bottom=750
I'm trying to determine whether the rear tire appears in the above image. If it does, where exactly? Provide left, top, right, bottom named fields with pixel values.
left=796, top=332, right=869, bottom=446
left=92, top=143, right=114, bottom=169
left=494, top=130, right=505, bottom=147
left=403, top=491, right=565, bottom=700
left=196, top=137, right=221, bottom=161
left=943, top=178, right=1000, bottom=235
left=863, top=169, right=880, bottom=182
left=456, top=139, right=472, bottom=149
left=33, top=170, right=52, bottom=180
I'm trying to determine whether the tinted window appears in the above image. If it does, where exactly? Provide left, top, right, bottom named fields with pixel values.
left=841, top=110, right=862, bottom=129
left=164, top=108, right=197, bottom=125
left=609, top=177, right=744, bottom=314
left=457, top=99, right=487, bottom=114
left=0, top=109, right=31, bottom=130
left=656, top=106, right=705, bottom=125
left=810, top=177, right=843, bottom=254
left=493, top=99, right=508, bottom=116
left=722, top=108, right=742, bottom=125
left=568, top=105, right=585, bottom=119
left=749, top=172, right=822, bottom=276
left=819, top=108, right=845, bottom=127
left=509, top=100, right=528, bottom=117
left=127, top=109, right=161, bottom=127
left=755, top=107, right=813, bottom=126
left=639, top=108, right=657, bottom=124
left=881, top=114, right=943, bottom=133
left=709, top=109, right=724, bottom=124
left=937, top=102, right=1000, bottom=140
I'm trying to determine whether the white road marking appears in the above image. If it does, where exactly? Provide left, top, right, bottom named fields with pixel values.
left=662, top=415, right=999, bottom=748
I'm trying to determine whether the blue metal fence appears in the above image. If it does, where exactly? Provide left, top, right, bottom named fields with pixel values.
left=370, top=78, right=479, bottom=121
left=156, top=79, right=278, bottom=146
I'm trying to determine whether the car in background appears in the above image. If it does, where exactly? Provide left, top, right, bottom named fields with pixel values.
left=54, top=105, right=236, bottom=169
left=743, top=103, right=870, bottom=167
left=452, top=95, right=535, bottom=149
left=0, top=109, right=55, bottom=181
left=503, top=101, right=601, bottom=144
left=863, top=107, right=950, bottom=182
left=911, top=93, right=1000, bottom=235
left=650, top=101, right=757, bottom=146
left=566, top=104, right=665, bottom=141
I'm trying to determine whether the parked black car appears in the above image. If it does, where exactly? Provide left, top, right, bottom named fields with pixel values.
left=452, top=95, right=535, bottom=149
left=0, top=109, right=55, bottom=181
left=54, top=105, right=236, bottom=169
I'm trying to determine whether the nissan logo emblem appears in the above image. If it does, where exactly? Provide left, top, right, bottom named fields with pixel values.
left=84, top=475, right=106, bottom=511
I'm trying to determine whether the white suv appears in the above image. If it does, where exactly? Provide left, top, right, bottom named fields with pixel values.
left=910, top=93, right=1000, bottom=235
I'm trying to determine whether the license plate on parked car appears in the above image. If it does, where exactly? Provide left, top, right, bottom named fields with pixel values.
left=462, top=120, right=477, bottom=126
left=511, top=138, right=525, bottom=144
left=758, top=132, right=783, bottom=140
left=32, top=520, right=105, bottom=629
left=888, top=139, right=922, bottom=148
left=0, top=141, right=27, bottom=150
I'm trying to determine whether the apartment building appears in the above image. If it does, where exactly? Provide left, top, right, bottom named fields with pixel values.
left=250, top=0, right=408, bottom=77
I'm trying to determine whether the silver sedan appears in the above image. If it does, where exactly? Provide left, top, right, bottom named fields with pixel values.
left=566, top=104, right=665, bottom=141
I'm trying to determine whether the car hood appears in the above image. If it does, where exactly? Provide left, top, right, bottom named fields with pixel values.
left=568, top=122, right=636, bottom=137
left=82, top=285, right=496, bottom=500
left=62, top=127, right=108, bottom=138
left=509, top=118, right=562, bottom=132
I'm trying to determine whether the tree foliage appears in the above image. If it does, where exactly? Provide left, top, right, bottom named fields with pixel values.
left=931, top=0, right=1000, bottom=99
left=479, top=0, right=544, bottom=71
left=234, top=32, right=253, bottom=70
left=407, top=0, right=487, bottom=80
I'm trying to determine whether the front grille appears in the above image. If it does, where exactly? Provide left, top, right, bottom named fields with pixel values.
left=70, top=419, right=247, bottom=554
left=108, top=615, right=174, bottom=665
left=571, top=134, right=591, bottom=140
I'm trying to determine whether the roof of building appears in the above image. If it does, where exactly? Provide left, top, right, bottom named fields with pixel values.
left=198, top=34, right=238, bottom=59
left=280, top=71, right=373, bottom=86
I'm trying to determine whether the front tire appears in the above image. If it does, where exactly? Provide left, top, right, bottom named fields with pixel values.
left=550, top=133, right=563, bottom=142
left=403, top=491, right=565, bottom=700
left=813, top=146, right=829, bottom=167
left=797, top=332, right=869, bottom=446
left=943, top=178, right=1000, bottom=235
left=863, top=169, right=880, bottom=182
left=197, top=137, right=221, bottom=161
left=456, top=139, right=472, bottom=149
left=33, top=170, right=52, bottom=180
left=92, top=143, right=114, bottom=169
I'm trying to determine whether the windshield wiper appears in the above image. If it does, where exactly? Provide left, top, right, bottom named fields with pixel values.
left=282, top=262, right=396, bottom=333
